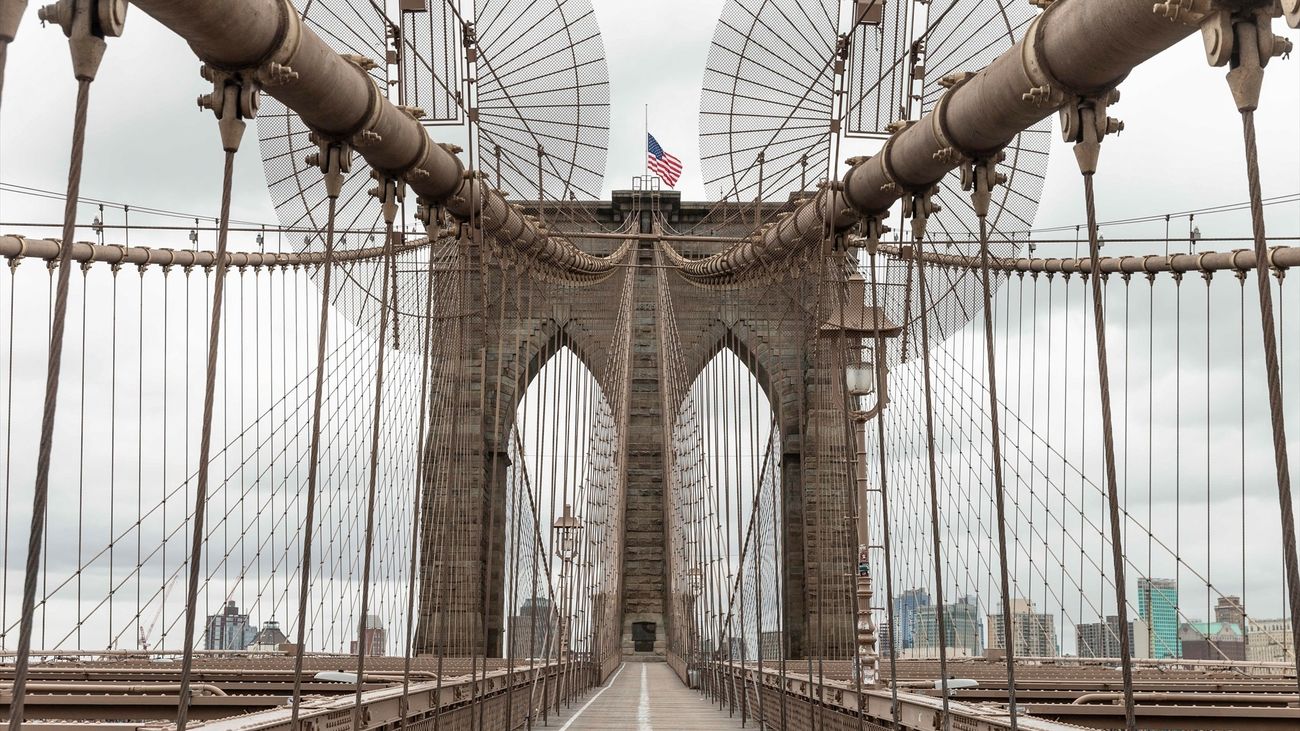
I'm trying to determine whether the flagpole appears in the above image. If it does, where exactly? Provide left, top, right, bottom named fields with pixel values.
left=643, top=104, right=649, bottom=185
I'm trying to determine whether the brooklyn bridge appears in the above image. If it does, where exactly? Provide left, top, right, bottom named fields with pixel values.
left=0, top=0, right=1298, bottom=728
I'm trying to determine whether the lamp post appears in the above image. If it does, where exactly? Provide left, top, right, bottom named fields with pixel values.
left=848, top=341, right=880, bottom=688
left=687, top=566, right=704, bottom=689
left=552, top=504, right=583, bottom=663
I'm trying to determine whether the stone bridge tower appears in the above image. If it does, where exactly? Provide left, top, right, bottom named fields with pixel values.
left=415, top=190, right=892, bottom=663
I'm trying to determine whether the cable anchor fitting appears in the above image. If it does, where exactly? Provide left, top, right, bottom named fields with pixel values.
left=900, top=185, right=941, bottom=242
left=198, top=64, right=260, bottom=153
left=960, top=151, right=1008, bottom=219
left=1205, top=3, right=1294, bottom=112
left=856, top=213, right=891, bottom=256
left=415, top=198, right=446, bottom=242
left=305, top=139, right=353, bottom=200
left=369, top=173, right=405, bottom=226
left=38, top=0, right=125, bottom=80
left=1060, top=89, right=1123, bottom=176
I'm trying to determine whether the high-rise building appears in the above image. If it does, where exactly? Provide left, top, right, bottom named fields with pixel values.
left=509, top=597, right=556, bottom=659
left=204, top=601, right=257, bottom=651
left=891, top=589, right=931, bottom=651
left=350, top=615, right=387, bottom=657
left=914, top=595, right=983, bottom=656
left=1076, top=616, right=1151, bottom=659
left=987, top=599, right=1058, bottom=657
left=1137, top=578, right=1180, bottom=659
left=1247, top=617, right=1294, bottom=663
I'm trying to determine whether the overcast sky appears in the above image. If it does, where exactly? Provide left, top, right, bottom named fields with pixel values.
left=0, top=0, right=1298, bottom=657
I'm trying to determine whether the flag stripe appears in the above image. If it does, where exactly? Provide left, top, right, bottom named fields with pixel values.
left=646, top=132, right=683, bottom=188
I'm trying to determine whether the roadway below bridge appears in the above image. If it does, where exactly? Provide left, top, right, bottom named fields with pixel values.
left=549, top=660, right=749, bottom=730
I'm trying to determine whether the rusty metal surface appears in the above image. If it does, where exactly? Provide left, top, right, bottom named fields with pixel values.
left=0, top=655, right=579, bottom=727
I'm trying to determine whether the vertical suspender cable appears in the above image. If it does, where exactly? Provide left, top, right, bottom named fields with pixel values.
left=967, top=157, right=1019, bottom=729
left=289, top=146, right=345, bottom=728
left=907, top=187, right=951, bottom=731
left=1082, top=173, right=1137, bottom=731
left=1227, top=15, right=1300, bottom=689
left=352, top=180, right=401, bottom=728
left=400, top=218, right=441, bottom=723
left=177, top=70, right=248, bottom=730
left=7, top=74, right=93, bottom=731
left=1064, top=91, right=1136, bottom=730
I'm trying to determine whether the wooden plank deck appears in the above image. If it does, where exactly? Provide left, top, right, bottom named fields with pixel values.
left=548, top=661, right=753, bottom=730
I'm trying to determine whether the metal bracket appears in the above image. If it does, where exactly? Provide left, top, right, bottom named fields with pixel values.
left=305, top=140, right=353, bottom=200
left=900, top=185, right=941, bottom=241
left=38, top=0, right=125, bottom=80
left=960, top=152, right=1008, bottom=219
left=1219, top=5, right=1293, bottom=111
left=1060, top=89, right=1123, bottom=175
left=369, top=173, right=405, bottom=225
left=198, top=65, right=260, bottom=153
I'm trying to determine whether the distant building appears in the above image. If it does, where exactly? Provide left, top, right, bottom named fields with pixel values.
left=205, top=601, right=257, bottom=651
left=249, top=619, right=289, bottom=652
left=1215, top=596, right=1246, bottom=626
left=509, top=597, right=555, bottom=659
left=1247, top=617, right=1294, bottom=663
left=988, top=599, right=1058, bottom=658
left=758, top=630, right=783, bottom=660
left=915, top=595, right=983, bottom=656
left=1076, top=616, right=1151, bottom=659
left=1137, top=578, right=1180, bottom=659
left=350, top=615, right=387, bottom=657
left=1180, top=621, right=1245, bottom=661
left=892, top=589, right=931, bottom=651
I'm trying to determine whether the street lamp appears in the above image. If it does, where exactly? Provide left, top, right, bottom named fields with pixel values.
left=552, top=504, right=583, bottom=661
left=845, top=344, right=877, bottom=398
left=686, top=567, right=704, bottom=688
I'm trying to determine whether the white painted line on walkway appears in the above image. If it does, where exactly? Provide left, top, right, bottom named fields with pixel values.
left=557, top=663, right=626, bottom=731
left=637, top=663, right=652, bottom=731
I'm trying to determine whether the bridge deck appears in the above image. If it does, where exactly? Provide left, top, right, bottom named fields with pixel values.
left=549, top=661, right=749, bottom=730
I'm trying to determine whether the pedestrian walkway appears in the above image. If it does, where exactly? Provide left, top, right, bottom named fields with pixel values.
left=548, top=660, right=751, bottom=730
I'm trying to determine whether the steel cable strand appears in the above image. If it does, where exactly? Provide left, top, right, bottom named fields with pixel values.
left=1241, top=108, right=1300, bottom=691
left=913, top=220, right=953, bottom=730
left=975, top=208, right=1019, bottom=727
left=175, top=145, right=239, bottom=731
left=1081, top=172, right=1137, bottom=731
left=7, top=76, right=92, bottom=727
left=289, top=190, right=340, bottom=726
left=398, top=231, right=443, bottom=725
left=22, top=286, right=391, bottom=650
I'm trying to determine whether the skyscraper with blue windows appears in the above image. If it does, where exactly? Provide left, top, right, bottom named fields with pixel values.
left=888, top=588, right=931, bottom=651
left=1138, top=577, right=1181, bottom=659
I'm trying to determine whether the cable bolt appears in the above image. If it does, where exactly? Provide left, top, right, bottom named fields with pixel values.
left=340, top=53, right=379, bottom=71
left=1153, top=0, right=1214, bottom=24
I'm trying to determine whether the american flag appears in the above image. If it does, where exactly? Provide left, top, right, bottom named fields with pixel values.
left=647, top=133, right=682, bottom=188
